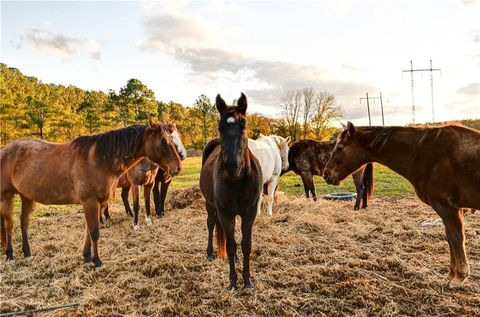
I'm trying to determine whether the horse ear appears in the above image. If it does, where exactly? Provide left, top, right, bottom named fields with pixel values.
left=148, top=119, right=156, bottom=128
left=237, top=92, right=247, bottom=114
left=286, top=136, right=291, bottom=144
left=346, top=121, right=356, bottom=137
left=340, top=122, right=347, bottom=129
left=216, top=94, right=227, bottom=114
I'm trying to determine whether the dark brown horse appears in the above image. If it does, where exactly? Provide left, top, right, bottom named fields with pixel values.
left=200, top=93, right=262, bottom=290
left=284, top=139, right=373, bottom=209
left=0, top=121, right=181, bottom=267
left=324, top=122, right=480, bottom=287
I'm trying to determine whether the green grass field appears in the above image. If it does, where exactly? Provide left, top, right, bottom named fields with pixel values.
left=172, top=156, right=414, bottom=197
left=14, top=156, right=414, bottom=218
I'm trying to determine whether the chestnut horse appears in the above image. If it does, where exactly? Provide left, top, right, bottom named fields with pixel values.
left=103, top=157, right=159, bottom=228
left=102, top=123, right=187, bottom=226
left=200, top=93, right=262, bottom=290
left=284, top=139, right=373, bottom=209
left=324, top=122, right=480, bottom=287
left=0, top=121, right=181, bottom=267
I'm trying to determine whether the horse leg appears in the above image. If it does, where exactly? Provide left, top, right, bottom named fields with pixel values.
left=352, top=172, right=363, bottom=210
left=83, top=225, right=92, bottom=263
left=132, top=185, right=140, bottom=229
left=82, top=198, right=102, bottom=267
left=144, top=184, right=153, bottom=226
left=218, top=212, right=237, bottom=290
left=266, top=179, right=277, bottom=216
left=300, top=173, right=310, bottom=199
left=256, top=193, right=262, bottom=216
left=206, top=203, right=216, bottom=261
left=121, top=187, right=133, bottom=217
left=241, top=212, right=256, bottom=288
left=156, top=177, right=172, bottom=218
left=1, top=195, right=14, bottom=261
left=103, top=205, right=111, bottom=222
left=435, top=203, right=469, bottom=287
left=20, top=195, right=35, bottom=257
left=307, top=174, right=317, bottom=201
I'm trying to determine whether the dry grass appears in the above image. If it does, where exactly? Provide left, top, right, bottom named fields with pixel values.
left=1, top=186, right=479, bottom=316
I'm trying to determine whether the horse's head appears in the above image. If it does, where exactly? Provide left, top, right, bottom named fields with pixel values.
left=144, top=120, right=181, bottom=177
left=216, top=93, right=248, bottom=177
left=273, top=135, right=291, bottom=172
left=324, top=122, right=368, bottom=185
left=165, top=122, right=187, bottom=160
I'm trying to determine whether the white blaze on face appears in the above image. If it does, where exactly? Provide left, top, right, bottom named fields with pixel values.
left=170, top=130, right=187, bottom=160
left=226, top=117, right=236, bottom=124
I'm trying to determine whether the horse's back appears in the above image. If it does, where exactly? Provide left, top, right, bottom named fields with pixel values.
left=1, top=138, right=79, bottom=204
left=248, top=137, right=280, bottom=184
left=419, top=126, right=480, bottom=208
left=289, top=139, right=330, bottom=175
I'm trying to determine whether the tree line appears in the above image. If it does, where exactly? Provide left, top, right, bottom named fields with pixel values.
left=0, top=63, right=341, bottom=148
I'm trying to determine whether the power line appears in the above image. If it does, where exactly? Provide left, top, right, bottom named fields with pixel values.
left=402, top=60, right=441, bottom=123
left=360, top=92, right=385, bottom=126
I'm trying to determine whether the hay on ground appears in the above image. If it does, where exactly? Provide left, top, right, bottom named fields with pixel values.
left=1, top=186, right=479, bottom=316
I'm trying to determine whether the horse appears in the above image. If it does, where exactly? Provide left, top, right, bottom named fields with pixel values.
left=152, top=122, right=187, bottom=218
left=323, top=122, right=480, bottom=287
left=102, top=123, right=187, bottom=226
left=248, top=135, right=290, bottom=216
left=200, top=93, right=262, bottom=290
left=102, top=157, right=159, bottom=229
left=284, top=139, right=373, bottom=209
left=0, top=121, right=181, bottom=267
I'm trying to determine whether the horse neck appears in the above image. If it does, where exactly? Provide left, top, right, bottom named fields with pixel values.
left=357, top=127, right=426, bottom=181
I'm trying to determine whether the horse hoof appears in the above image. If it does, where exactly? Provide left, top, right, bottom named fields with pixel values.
left=448, top=277, right=465, bottom=289
left=244, top=283, right=254, bottom=289
left=227, top=284, right=237, bottom=291
left=207, top=255, right=215, bottom=261
left=92, top=257, right=103, bottom=268
left=6, top=258, right=14, bottom=265
left=156, top=213, right=164, bottom=219
left=133, top=224, right=139, bottom=230
left=146, top=217, right=152, bottom=226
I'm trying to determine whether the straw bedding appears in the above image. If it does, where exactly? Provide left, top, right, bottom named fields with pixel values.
left=1, top=186, right=479, bottom=316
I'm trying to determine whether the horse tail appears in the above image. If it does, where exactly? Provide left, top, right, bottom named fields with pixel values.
left=363, top=163, right=374, bottom=199
left=215, top=218, right=227, bottom=258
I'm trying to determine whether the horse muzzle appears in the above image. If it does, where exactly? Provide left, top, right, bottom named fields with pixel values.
left=323, top=169, right=339, bottom=185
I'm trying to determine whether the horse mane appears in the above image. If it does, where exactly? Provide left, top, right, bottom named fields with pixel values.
left=71, top=125, right=146, bottom=167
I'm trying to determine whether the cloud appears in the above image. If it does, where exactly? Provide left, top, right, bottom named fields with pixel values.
left=23, top=28, right=101, bottom=60
left=140, top=13, right=377, bottom=114
left=457, top=82, right=479, bottom=95
left=140, top=15, right=217, bottom=52
left=208, top=0, right=241, bottom=13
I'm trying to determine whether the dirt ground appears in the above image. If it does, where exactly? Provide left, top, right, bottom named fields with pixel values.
left=1, top=186, right=479, bottom=316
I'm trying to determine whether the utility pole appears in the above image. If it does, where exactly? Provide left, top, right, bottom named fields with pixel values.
left=360, top=92, right=385, bottom=126
left=402, top=60, right=441, bottom=123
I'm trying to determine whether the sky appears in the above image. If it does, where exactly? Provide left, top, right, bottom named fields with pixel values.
left=1, top=0, right=479, bottom=126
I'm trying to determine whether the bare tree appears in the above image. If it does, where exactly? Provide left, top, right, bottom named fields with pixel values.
left=280, top=90, right=302, bottom=141
left=311, top=91, right=341, bottom=140
left=302, top=87, right=316, bottom=139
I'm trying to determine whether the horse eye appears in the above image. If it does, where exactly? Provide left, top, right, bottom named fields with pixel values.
left=336, top=146, right=343, bottom=151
